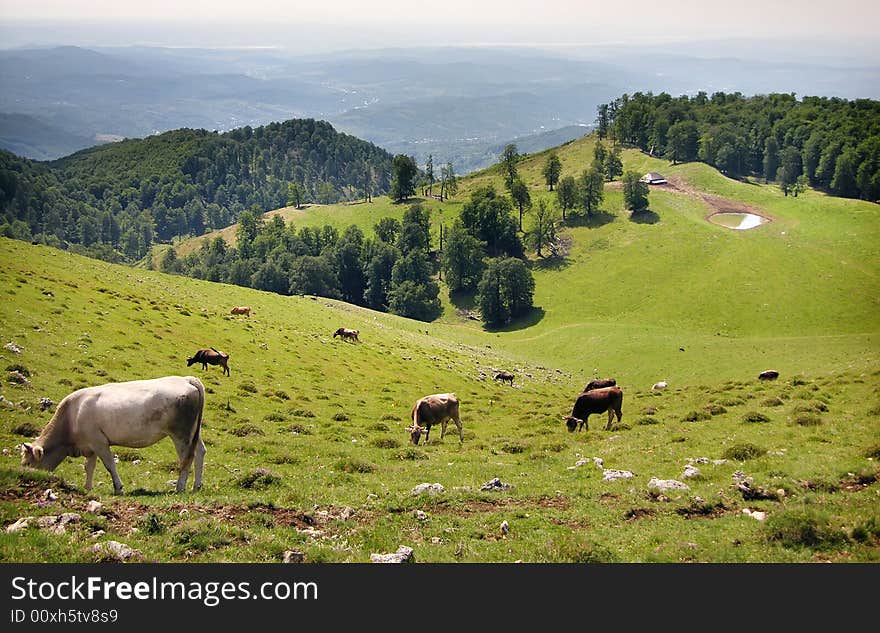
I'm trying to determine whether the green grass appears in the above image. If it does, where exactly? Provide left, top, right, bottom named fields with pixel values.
left=2, top=132, right=879, bottom=562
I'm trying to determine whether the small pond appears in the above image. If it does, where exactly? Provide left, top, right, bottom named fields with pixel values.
left=708, top=212, right=768, bottom=230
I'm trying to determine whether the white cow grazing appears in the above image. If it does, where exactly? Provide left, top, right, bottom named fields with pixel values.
left=652, top=380, right=668, bottom=390
left=20, top=376, right=206, bottom=494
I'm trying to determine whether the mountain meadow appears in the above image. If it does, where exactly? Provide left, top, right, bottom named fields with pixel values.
left=1, top=123, right=878, bottom=562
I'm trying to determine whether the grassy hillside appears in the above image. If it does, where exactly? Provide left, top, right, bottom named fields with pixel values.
left=1, top=238, right=878, bottom=562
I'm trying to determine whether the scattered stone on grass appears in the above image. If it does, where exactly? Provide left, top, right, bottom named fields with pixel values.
left=500, top=520, right=509, bottom=536
left=742, top=508, right=767, bottom=521
left=89, top=541, right=142, bottom=562
left=648, top=478, right=689, bottom=492
left=413, top=510, right=429, bottom=521
left=602, top=469, right=635, bottom=481
left=39, top=397, right=53, bottom=411
left=4, top=341, right=22, bottom=354
left=480, top=478, right=514, bottom=491
left=371, top=545, right=414, bottom=563
left=683, top=465, right=701, bottom=479
left=412, top=482, right=444, bottom=495
left=6, top=517, right=34, bottom=533
left=282, top=550, right=305, bottom=563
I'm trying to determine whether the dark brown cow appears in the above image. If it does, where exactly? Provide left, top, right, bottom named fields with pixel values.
left=230, top=306, right=251, bottom=317
left=564, top=386, right=623, bottom=432
left=187, top=348, right=230, bottom=376
left=494, top=371, right=515, bottom=386
left=333, top=327, right=360, bottom=342
left=758, top=370, right=779, bottom=381
left=407, top=393, right=463, bottom=445
left=584, top=377, right=616, bottom=392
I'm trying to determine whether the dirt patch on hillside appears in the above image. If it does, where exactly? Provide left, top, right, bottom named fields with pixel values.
left=662, top=175, right=773, bottom=223
left=427, top=494, right=569, bottom=516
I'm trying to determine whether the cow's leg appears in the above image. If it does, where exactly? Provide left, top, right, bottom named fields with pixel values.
left=423, top=425, right=431, bottom=444
left=440, top=419, right=449, bottom=440
left=192, top=437, right=207, bottom=492
left=94, top=444, right=124, bottom=494
left=84, top=454, right=97, bottom=491
left=172, top=436, right=196, bottom=493
left=606, top=409, right=614, bottom=431
left=454, top=415, right=463, bottom=443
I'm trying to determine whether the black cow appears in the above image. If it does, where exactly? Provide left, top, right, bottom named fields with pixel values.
left=584, top=378, right=616, bottom=392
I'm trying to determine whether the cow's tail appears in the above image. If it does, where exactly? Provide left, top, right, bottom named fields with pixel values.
left=185, top=376, right=205, bottom=462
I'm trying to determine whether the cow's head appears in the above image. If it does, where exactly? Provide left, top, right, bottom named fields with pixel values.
left=407, top=423, right=425, bottom=445
left=19, top=442, right=44, bottom=466
left=564, top=416, right=582, bottom=433
left=186, top=357, right=196, bottom=366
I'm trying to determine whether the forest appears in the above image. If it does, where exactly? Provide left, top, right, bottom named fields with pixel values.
left=599, top=92, right=880, bottom=201
left=0, top=119, right=393, bottom=261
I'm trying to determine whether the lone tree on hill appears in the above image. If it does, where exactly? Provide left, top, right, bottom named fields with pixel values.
left=510, top=177, right=531, bottom=232
left=623, top=171, right=650, bottom=212
left=477, top=257, right=535, bottom=327
left=605, top=145, right=623, bottom=181
left=500, top=144, right=519, bottom=190
left=579, top=167, right=605, bottom=217
left=440, top=162, right=458, bottom=201
left=526, top=199, right=559, bottom=258
left=543, top=153, right=562, bottom=191
left=424, top=154, right=435, bottom=197
left=390, top=154, right=418, bottom=203
left=556, top=175, right=577, bottom=222
left=287, top=182, right=303, bottom=209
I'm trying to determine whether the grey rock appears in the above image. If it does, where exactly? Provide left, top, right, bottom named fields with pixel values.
left=371, top=545, right=415, bottom=563
left=90, top=541, right=142, bottom=562
left=412, top=482, right=445, bottom=495
left=648, top=478, right=690, bottom=491
left=413, top=510, right=429, bottom=521
left=602, top=469, right=635, bottom=481
left=480, top=478, right=514, bottom=491
left=283, top=550, right=305, bottom=563
left=6, top=517, right=34, bottom=533
left=682, top=465, right=701, bottom=479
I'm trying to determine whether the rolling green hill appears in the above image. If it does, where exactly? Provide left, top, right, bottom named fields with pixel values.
left=1, top=206, right=878, bottom=562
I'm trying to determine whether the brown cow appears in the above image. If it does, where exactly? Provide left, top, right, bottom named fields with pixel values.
left=584, top=377, right=616, bottom=392
left=333, top=327, right=360, bottom=342
left=407, top=393, right=463, bottom=445
left=494, top=371, right=515, bottom=386
left=187, top=348, right=230, bottom=376
left=564, top=386, right=623, bottom=432
left=758, top=370, right=779, bottom=381
left=230, top=306, right=251, bottom=316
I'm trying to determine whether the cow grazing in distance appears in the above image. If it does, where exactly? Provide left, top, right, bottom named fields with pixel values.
left=19, top=376, right=206, bottom=494
left=230, top=306, right=251, bottom=316
left=333, top=327, right=360, bottom=342
left=187, top=348, right=230, bottom=376
left=652, top=381, right=668, bottom=391
left=584, top=378, right=616, bottom=392
left=564, top=386, right=624, bottom=432
left=758, top=370, right=780, bottom=381
left=494, top=371, right=515, bottom=386
left=407, top=393, right=463, bottom=445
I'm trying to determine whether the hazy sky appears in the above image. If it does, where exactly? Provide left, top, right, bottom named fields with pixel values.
left=1, top=0, right=878, bottom=51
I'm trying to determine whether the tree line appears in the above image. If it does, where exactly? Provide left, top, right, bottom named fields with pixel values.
left=599, top=92, right=880, bottom=201
left=0, top=119, right=394, bottom=262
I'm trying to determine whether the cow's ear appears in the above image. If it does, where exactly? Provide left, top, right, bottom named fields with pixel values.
left=32, top=445, right=44, bottom=461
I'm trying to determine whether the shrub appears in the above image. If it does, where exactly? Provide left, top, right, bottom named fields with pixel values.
left=370, top=422, right=390, bottom=432
left=794, top=414, right=822, bottom=427
left=12, top=422, right=38, bottom=437
left=637, top=416, right=659, bottom=425
left=743, top=411, right=770, bottom=423
left=764, top=510, right=848, bottom=550
left=865, top=445, right=880, bottom=460
left=230, top=423, right=264, bottom=437
left=851, top=517, right=880, bottom=543
left=238, top=468, right=282, bottom=489
left=332, top=412, right=350, bottom=422
left=337, top=458, right=377, bottom=474
left=397, top=448, right=428, bottom=461
left=263, top=411, right=288, bottom=423
left=238, top=382, right=258, bottom=394
left=501, top=441, right=527, bottom=454
left=371, top=437, right=400, bottom=449
left=719, top=397, right=745, bottom=407
left=138, top=512, right=166, bottom=535
left=285, top=423, right=311, bottom=435
left=681, top=410, right=711, bottom=422
left=705, top=404, right=727, bottom=416
left=290, top=408, right=315, bottom=418
left=5, top=363, right=30, bottom=376
left=722, top=443, right=765, bottom=461
left=762, top=397, right=784, bottom=407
